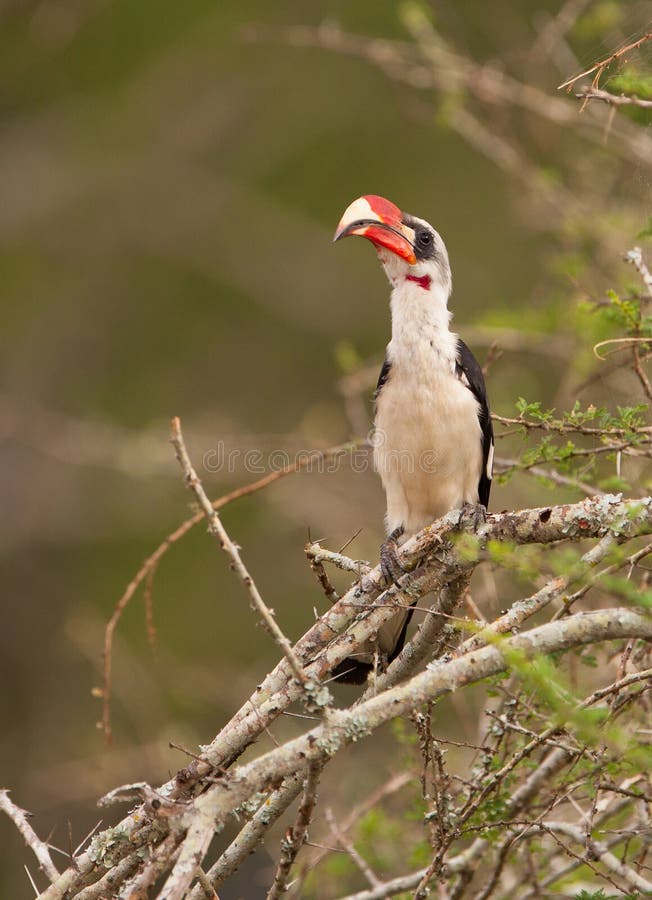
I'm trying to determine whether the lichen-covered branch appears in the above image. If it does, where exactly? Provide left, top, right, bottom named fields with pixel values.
left=267, top=761, right=323, bottom=899
left=32, top=490, right=652, bottom=899
left=146, top=609, right=652, bottom=898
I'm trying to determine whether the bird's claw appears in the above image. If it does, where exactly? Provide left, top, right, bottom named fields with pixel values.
left=380, top=526, right=406, bottom=585
left=457, top=502, right=487, bottom=533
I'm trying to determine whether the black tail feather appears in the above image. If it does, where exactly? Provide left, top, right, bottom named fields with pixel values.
left=332, top=602, right=416, bottom=684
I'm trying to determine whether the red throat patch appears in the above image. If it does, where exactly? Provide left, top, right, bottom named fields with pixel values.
left=405, top=274, right=432, bottom=291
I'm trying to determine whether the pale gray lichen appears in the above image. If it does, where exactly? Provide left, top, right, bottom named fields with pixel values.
left=304, top=680, right=334, bottom=712
left=559, top=493, right=623, bottom=538
left=315, top=732, right=343, bottom=757
left=88, top=822, right=132, bottom=866
left=234, top=791, right=268, bottom=819
left=605, top=497, right=652, bottom=537
left=344, top=715, right=371, bottom=742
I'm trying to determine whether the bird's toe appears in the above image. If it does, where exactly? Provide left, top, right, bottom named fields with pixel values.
left=380, top=529, right=406, bottom=585
left=458, top=502, right=487, bottom=533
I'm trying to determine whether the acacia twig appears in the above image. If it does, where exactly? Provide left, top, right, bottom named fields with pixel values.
left=187, top=773, right=306, bottom=899
left=170, top=416, right=308, bottom=688
left=153, top=609, right=652, bottom=900
left=245, top=21, right=652, bottom=168
left=305, top=543, right=341, bottom=603
left=325, top=807, right=381, bottom=888
left=267, top=761, right=323, bottom=899
left=576, top=86, right=652, bottom=109
left=531, top=821, right=652, bottom=893
left=359, top=575, right=470, bottom=697
left=291, top=772, right=412, bottom=895
left=461, top=532, right=618, bottom=654
left=102, top=438, right=357, bottom=740
left=38, top=496, right=652, bottom=899
left=306, top=543, right=372, bottom=576
left=0, top=789, right=59, bottom=883
left=559, top=31, right=652, bottom=91
left=74, top=855, right=143, bottom=900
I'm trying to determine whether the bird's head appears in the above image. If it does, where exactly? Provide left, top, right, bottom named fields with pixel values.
left=333, top=194, right=451, bottom=296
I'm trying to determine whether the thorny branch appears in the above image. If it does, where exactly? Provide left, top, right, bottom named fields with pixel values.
left=244, top=20, right=652, bottom=169
left=33, top=234, right=652, bottom=896
left=101, top=437, right=359, bottom=741
left=267, top=761, right=323, bottom=899
left=170, top=416, right=309, bottom=689
left=29, top=477, right=652, bottom=898
left=3, top=6, right=652, bottom=897
left=325, top=807, right=381, bottom=889
left=0, top=789, right=59, bottom=884
left=145, top=611, right=652, bottom=899
left=558, top=31, right=652, bottom=91
left=576, top=85, right=652, bottom=109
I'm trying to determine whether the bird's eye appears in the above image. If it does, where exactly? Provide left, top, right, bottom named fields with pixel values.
left=417, top=229, right=432, bottom=246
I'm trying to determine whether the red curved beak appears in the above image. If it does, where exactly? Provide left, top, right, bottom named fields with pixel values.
left=333, top=194, right=417, bottom=265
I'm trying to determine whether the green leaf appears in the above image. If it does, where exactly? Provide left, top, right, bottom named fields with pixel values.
left=638, top=216, right=652, bottom=240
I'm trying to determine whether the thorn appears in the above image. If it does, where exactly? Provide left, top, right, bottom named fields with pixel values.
left=24, top=865, right=39, bottom=897
left=338, top=527, right=363, bottom=554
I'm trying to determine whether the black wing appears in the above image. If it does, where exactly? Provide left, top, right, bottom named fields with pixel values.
left=374, top=356, right=391, bottom=399
left=455, top=339, right=493, bottom=508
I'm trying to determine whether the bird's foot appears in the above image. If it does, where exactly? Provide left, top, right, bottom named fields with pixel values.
left=457, top=502, right=487, bottom=533
left=380, top=526, right=406, bottom=585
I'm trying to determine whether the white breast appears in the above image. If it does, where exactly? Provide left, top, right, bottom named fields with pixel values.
left=373, top=279, right=483, bottom=536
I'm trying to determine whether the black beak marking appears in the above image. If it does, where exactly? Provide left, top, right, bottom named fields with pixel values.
left=333, top=220, right=414, bottom=246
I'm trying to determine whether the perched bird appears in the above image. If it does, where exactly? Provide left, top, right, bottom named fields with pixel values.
left=333, top=194, right=493, bottom=683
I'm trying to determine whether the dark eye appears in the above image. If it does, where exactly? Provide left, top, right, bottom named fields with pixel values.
left=417, top=229, right=432, bottom=246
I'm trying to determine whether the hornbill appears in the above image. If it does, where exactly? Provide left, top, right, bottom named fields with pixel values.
left=333, top=194, right=493, bottom=683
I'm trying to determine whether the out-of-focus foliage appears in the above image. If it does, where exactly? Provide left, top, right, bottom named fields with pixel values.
left=1, top=0, right=652, bottom=897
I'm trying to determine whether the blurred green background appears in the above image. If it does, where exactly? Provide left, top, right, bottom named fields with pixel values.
left=1, top=0, right=651, bottom=896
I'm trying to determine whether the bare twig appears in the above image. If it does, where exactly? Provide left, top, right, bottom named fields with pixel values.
left=102, top=438, right=357, bottom=740
left=495, top=456, right=602, bottom=497
left=291, top=772, right=412, bottom=894
left=73, top=855, right=144, bottom=900
left=155, top=609, right=652, bottom=899
left=559, top=32, right=652, bottom=91
left=325, top=807, right=381, bottom=888
left=37, top=495, right=652, bottom=900
left=305, top=543, right=341, bottom=603
left=170, top=416, right=308, bottom=688
left=460, top=532, right=618, bottom=654
left=118, top=833, right=183, bottom=899
left=360, top=575, right=470, bottom=697
left=244, top=21, right=652, bottom=167
left=593, top=335, right=652, bottom=360
left=194, top=866, right=217, bottom=899
left=305, top=542, right=372, bottom=576
left=187, top=773, right=306, bottom=898
left=0, top=789, right=59, bottom=883
left=576, top=86, right=652, bottom=109
left=530, top=821, right=652, bottom=893
left=632, top=342, right=652, bottom=405
left=267, top=761, right=323, bottom=899
left=555, top=540, right=652, bottom=618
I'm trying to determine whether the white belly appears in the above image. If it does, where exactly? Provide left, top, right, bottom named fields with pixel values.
left=374, top=366, right=482, bottom=535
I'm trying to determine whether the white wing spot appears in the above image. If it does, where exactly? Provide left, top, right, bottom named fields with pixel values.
left=486, top=441, right=495, bottom=479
